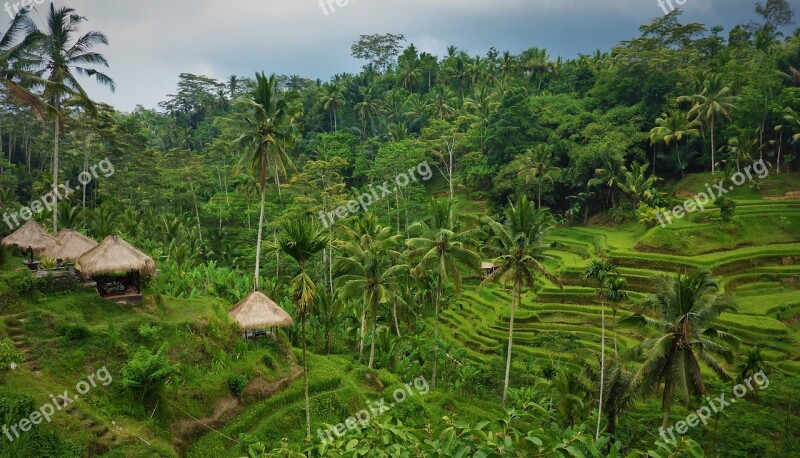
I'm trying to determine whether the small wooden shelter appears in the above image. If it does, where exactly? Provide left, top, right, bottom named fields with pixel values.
left=77, top=235, right=156, bottom=303
left=228, top=291, right=294, bottom=340
left=482, top=261, right=499, bottom=277
left=1, top=220, right=59, bottom=254
left=44, top=229, right=99, bottom=262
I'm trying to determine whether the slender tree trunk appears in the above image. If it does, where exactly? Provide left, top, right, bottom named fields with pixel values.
left=325, top=330, right=331, bottom=355
left=777, top=131, right=782, bottom=174
left=502, top=280, right=519, bottom=407
left=358, top=305, right=366, bottom=363
left=596, top=304, right=606, bottom=441
left=432, top=276, right=442, bottom=389
left=368, top=312, right=376, bottom=369
left=52, top=114, right=60, bottom=233
left=254, top=186, right=266, bottom=290
left=302, top=313, right=311, bottom=442
left=710, top=120, right=716, bottom=174
left=393, top=300, right=401, bottom=337
left=537, top=179, right=543, bottom=209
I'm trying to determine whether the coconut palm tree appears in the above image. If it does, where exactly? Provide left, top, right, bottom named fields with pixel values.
left=407, top=198, right=481, bottom=389
left=583, top=260, right=624, bottom=439
left=737, top=345, right=767, bottom=383
left=0, top=10, right=45, bottom=119
left=337, top=215, right=406, bottom=368
left=481, top=195, right=562, bottom=406
left=318, top=83, right=345, bottom=131
left=621, top=271, right=739, bottom=428
left=272, top=219, right=330, bottom=442
left=649, top=109, right=700, bottom=174
left=617, top=162, right=659, bottom=211
left=231, top=72, right=300, bottom=290
left=678, top=74, right=739, bottom=173
left=517, top=145, right=560, bottom=209
left=36, top=3, right=115, bottom=233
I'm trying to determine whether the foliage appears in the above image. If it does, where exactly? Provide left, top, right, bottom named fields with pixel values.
left=715, top=196, right=737, bottom=222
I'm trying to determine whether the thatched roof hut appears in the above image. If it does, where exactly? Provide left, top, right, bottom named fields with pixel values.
left=0, top=220, right=58, bottom=254
left=228, top=291, right=294, bottom=329
left=77, top=235, right=156, bottom=277
left=44, top=229, right=99, bottom=261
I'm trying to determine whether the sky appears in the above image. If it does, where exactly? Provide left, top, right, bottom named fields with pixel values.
left=5, top=0, right=777, bottom=111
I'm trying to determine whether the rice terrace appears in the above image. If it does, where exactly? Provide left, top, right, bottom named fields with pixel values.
left=0, top=1, right=799, bottom=457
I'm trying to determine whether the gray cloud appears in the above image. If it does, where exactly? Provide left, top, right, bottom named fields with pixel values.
left=14, top=0, right=769, bottom=111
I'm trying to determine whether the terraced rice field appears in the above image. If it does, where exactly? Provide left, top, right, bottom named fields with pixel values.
left=438, top=200, right=800, bottom=379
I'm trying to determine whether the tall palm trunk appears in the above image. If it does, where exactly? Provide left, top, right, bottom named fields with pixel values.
left=368, top=311, right=376, bottom=369
left=596, top=305, right=606, bottom=440
left=52, top=111, right=60, bottom=233
left=502, top=280, right=519, bottom=407
left=710, top=117, right=716, bottom=174
left=358, top=306, right=366, bottom=363
left=432, top=275, right=442, bottom=389
left=393, top=299, right=401, bottom=337
left=254, top=185, right=266, bottom=290
left=301, top=313, right=311, bottom=442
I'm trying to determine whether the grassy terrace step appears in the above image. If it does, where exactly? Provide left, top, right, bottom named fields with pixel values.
left=608, top=243, right=800, bottom=273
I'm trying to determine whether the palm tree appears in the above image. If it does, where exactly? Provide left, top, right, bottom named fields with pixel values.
left=354, top=84, right=380, bottom=135
left=583, top=260, right=621, bottom=440
left=407, top=198, right=480, bottom=389
left=231, top=72, right=300, bottom=290
left=600, top=358, right=636, bottom=436
left=649, top=109, right=700, bottom=175
left=679, top=74, right=739, bottom=173
left=0, top=10, right=45, bottom=119
left=617, top=162, right=659, bottom=211
left=621, top=271, right=739, bottom=428
left=588, top=153, right=624, bottom=209
left=337, top=215, right=406, bottom=368
left=517, top=145, right=560, bottom=209
left=481, top=196, right=562, bottom=406
left=737, top=346, right=767, bottom=383
left=37, top=3, right=115, bottom=233
left=550, top=369, right=590, bottom=427
left=272, top=219, right=330, bottom=442
left=726, top=127, right=760, bottom=171
left=318, top=83, right=345, bottom=131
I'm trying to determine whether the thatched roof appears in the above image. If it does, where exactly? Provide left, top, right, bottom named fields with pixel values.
left=77, top=235, right=156, bottom=277
left=44, top=229, right=99, bottom=261
left=481, top=262, right=498, bottom=270
left=228, top=291, right=294, bottom=329
left=0, top=220, right=59, bottom=254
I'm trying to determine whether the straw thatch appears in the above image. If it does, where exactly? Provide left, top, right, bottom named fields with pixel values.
left=228, top=291, right=294, bottom=329
left=44, top=229, right=99, bottom=261
left=77, top=235, right=156, bottom=277
left=481, top=262, right=498, bottom=270
left=0, top=220, right=59, bottom=254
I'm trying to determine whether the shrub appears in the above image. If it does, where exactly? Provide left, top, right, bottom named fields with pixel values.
left=0, top=338, right=23, bottom=373
left=1, top=270, right=35, bottom=296
left=715, top=196, right=737, bottom=222
left=262, top=354, right=275, bottom=369
left=122, top=345, right=176, bottom=402
left=227, top=374, right=249, bottom=396
left=58, top=323, right=91, bottom=341
left=35, top=274, right=78, bottom=295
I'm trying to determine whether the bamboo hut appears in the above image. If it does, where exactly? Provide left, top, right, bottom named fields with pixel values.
left=44, top=229, right=99, bottom=262
left=228, top=291, right=294, bottom=340
left=481, top=261, right=499, bottom=277
left=77, top=235, right=156, bottom=303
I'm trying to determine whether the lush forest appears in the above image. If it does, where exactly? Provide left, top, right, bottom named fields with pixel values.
left=1, top=1, right=800, bottom=457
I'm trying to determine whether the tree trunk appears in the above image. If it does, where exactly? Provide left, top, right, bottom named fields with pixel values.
left=502, top=280, right=519, bottom=407
left=432, top=276, right=441, bottom=389
left=710, top=119, right=716, bottom=174
left=537, top=180, right=543, bottom=209
left=393, top=300, right=401, bottom=337
left=254, top=186, right=267, bottom=291
left=776, top=131, right=782, bottom=174
left=368, top=313, right=376, bottom=369
left=302, top=313, right=311, bottom=442
left=325, top=330, right=332, bottom=355
left=52, top=114, right=60, bottom=233
left=358, top=306, right=366, bottom=363
left=596, top=305, right=606, bottom=441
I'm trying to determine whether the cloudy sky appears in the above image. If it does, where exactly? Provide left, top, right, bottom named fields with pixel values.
left=10, top=0, right=774, bottom=111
